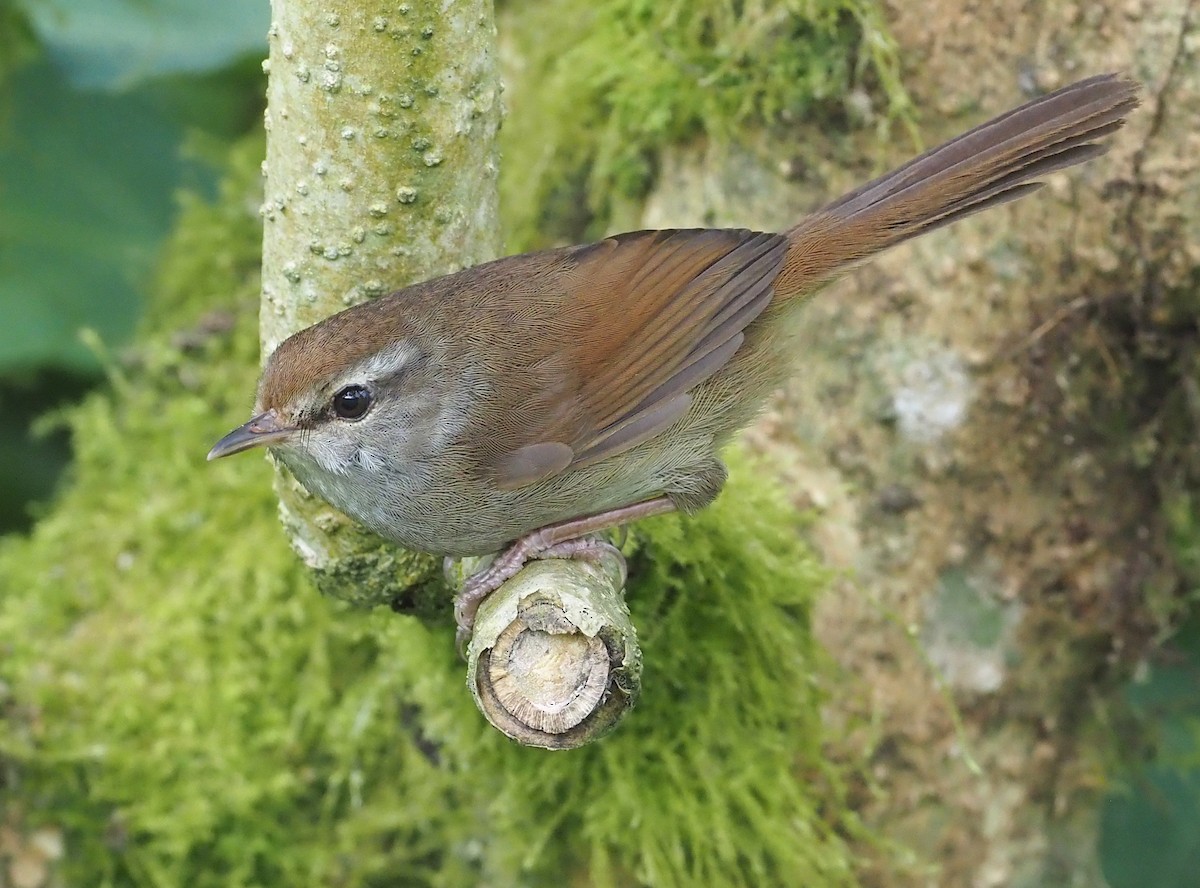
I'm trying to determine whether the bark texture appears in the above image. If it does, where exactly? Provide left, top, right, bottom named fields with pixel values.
left=640, top=0, right=1199, bottom=882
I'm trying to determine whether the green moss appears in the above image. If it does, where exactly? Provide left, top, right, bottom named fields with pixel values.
left=1166, top=494, right=1200, bottom=595
left=0, top=137, right=864, bottom=886
left=309, top=531, right=444, bottom=614
left=498, top=0, right=911, bottom=249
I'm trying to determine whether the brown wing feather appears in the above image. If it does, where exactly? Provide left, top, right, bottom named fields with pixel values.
left=486, top=228, right=788, bottom=489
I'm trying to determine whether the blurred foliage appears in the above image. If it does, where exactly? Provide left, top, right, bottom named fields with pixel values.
left=0, top=0, right=267, bottom=375
left=0, top=137, right=862, bottom=886
left=0, top=3, right=37, bottom=87
left=498, top=0, right=913, bottom=249
left=1099, top=493, right=1200, bottom=887
left=21, top=0, right=266, bottom=90
left=0, top=58, right=211, bottom=376
left=1100, top=614, right=1200, bottom=888
left=0, top=370, right=81, bottom=529
left=0, top=1, right=266, bottom=531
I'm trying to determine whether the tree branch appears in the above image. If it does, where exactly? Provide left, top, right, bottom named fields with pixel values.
left=459, top=555, right=642, bottom=749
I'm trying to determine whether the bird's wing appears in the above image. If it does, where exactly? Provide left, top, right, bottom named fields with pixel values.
left=480, top=228, right=787, bottom=489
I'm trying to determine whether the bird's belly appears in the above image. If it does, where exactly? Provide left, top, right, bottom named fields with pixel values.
left=279, top=420, right=720, bottom=557
left=281, top=455, right=556, bottom=556
left=368, top=474, right=660, bottom=557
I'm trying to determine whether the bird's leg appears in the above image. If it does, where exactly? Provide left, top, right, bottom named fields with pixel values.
left=451, top=496, right=676, bottom=650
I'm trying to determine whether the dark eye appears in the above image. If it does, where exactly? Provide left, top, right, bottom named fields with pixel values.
left=332, top=384, right=372, bottom=420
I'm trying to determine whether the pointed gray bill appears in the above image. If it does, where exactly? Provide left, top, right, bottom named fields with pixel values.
left=207, top=409, right=296, bottom=460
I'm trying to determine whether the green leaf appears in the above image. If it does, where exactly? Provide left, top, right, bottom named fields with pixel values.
left=0, top=60, right=203, bottom=373
left=22, top=0, right=267, bottom=90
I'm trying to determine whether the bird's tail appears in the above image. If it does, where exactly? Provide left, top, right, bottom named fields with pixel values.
left=774, top=74, right=1140, bottom=298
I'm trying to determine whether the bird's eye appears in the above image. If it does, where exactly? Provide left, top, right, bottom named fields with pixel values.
left=332, top=384, right=372, bottom=420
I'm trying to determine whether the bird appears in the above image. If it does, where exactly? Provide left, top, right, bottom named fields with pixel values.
left=209, top=73, right=1139, bottom=647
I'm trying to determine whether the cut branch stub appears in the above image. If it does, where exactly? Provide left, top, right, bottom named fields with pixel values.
left=461, top=557, right=642, bottom=749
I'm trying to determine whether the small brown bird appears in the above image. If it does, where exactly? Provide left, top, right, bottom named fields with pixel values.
left=210, top=74, right=1138, bottom=645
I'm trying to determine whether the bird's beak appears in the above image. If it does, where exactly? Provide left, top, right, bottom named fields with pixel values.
left=207, top=409, right=297, bottom=461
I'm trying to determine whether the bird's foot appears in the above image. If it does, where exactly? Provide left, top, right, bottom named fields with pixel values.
left=449, top=496, right=676, bottom=656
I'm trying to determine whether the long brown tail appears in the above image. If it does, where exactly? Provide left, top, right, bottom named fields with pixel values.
left=775, top=74, right=1140, bottom=298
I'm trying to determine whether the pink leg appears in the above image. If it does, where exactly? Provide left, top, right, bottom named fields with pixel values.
left=453, top=496, right=676, bottom=651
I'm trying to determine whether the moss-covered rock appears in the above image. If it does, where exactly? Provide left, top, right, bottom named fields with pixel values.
left=0, top=137, right=863, bottom=886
